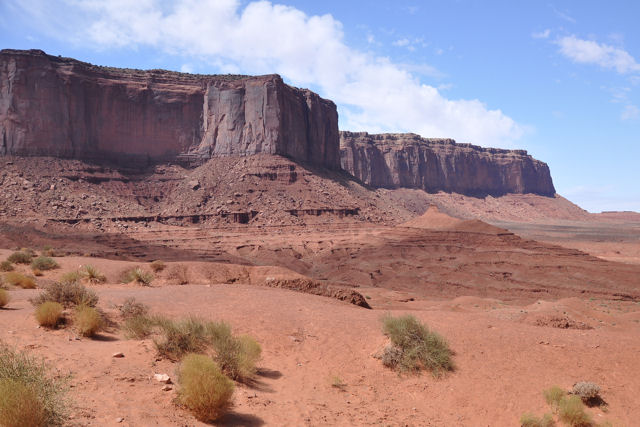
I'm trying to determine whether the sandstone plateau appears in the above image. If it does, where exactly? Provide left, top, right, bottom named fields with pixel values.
left=0, top=49, right=557, bottom=198
left=0, top=49, right=339, bottom=169
left=340, top=131, right=556, bottom=196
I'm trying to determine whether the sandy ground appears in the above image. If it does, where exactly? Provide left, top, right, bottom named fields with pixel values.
left=1, top=257, right=640, bottom=426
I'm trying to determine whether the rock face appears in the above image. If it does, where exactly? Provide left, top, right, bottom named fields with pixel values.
left=0, top=49, right=339, bottom=168
left=340, top=132, right=555, bottom=196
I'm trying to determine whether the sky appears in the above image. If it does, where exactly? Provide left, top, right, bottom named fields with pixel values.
left=1, top=0, right=639, bottom=212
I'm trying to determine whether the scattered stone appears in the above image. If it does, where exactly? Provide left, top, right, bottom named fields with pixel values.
left=161, top=385, right=173, bottom=391
left=188, top=180, right=200, bottom=190
left=154, top=373, right=171, bottom=384
left=112, top=352, right=125, bottom=358
left=115, top=417, right=124, bottom=423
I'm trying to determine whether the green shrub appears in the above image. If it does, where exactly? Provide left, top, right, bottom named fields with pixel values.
left=154, top=317, right=211, bottom=360
left=7, top=251, right=33, bottom=264
left=0, top=344, right=68, bottom=426
left=0, top=261, right=14, bottom=272
left=150, top=260, right=166, bottom=273
left=0, top=289, right=9, bottom=308
left=520, top=412, right=555, bottom=427
left=121, top=267, right=154, bottom=285
left=41, top=246, right=56, bottom=257
left=178, top=354, right=234, bottom=422
left=4, top=272, right=36, bottom=289
left=381, top=314, right=453, bottom=375
left=79, top=265, right=106, bottom=284
left=544, top=385, right=566, bottom=409
left=75, top=306, right=102, bottom=337
left=30, top=256, right=59, bottom=271
left=35, top=302, right=64, bottom=328
left=558, top=395, right=593, bottom=427
left=30, top=281, right=98, bottom=308
left=212, top=332, right=261, bottom=382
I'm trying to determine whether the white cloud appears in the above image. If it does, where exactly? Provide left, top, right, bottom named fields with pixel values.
left=621, top=104, right=640, bottom=121
left=392, top=38, right=410, bottom=47
left=532, top=29, right=550, bottom=39
left=11, top=0, right=524, bottom=146
left=556, top=35, right=640, bottom=74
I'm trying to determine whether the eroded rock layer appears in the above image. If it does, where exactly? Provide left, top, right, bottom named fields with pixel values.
left=0, top=49, right=339, bottom=168
left=340, top=132, right=555, bottom=196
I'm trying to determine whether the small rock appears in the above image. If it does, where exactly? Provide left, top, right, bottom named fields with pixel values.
left=161, top=385, right=173, bottom=391
left=154, top=373, right=171, bottom=384
left=188, top=180, right=200, bottom=190
left=112, top=352, right=125, bottom=358
left=115, top=417, right=124, bottom=423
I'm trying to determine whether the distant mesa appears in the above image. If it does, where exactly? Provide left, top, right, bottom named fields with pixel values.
left=1, top=49, right=554, bottom=197
left=401, top=205, right=509, bottom=234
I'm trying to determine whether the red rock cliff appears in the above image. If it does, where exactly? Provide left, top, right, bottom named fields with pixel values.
left=340, top=132, right=556, bottom=196
left=0, top=49, right=340, bottom=168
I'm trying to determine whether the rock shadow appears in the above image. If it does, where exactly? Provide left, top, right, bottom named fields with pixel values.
left=214, top=412, right=264, bottom=426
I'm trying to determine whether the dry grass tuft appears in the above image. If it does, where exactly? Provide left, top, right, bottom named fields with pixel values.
left=0, top=289, right=9, bottom=308
left=178, top=354, right=234, bottom=422
left=0, top=344, right=68, bottom=426
left=120, top=267, right=154, bottom=286
left=558, top=395, right=594, bottom=426
left=35, top=302, right=64, bottom=328
left=79, top=265, right=106, bottom=284
left=520, top=412, right=555, bottom=427
left=4, top=272, right=36, bottom=289
left=544, top=385, right=566, bottom=409
left=381, top=314, right=453, bottom=376
left=74, top=305, right=103, bottom=337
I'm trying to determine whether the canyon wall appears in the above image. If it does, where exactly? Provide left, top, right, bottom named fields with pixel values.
left=340, top=132, right=556, bottom=196
left=0, top=49, right=340, bottom=168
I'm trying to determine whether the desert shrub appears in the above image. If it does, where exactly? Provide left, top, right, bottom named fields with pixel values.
left=7, top=251, right=33, bottom=264
left=155, top=317, right=211, bottom=360
left=572, top=382, right=601, bottom=404
left=0, top=289, right=9, bottom=308
left=166, top=264, right=189, bottom=285
left=544, top=385, right=566, bottom=409
left=0, top=344, right=68, bottom=426
left=74, top=305, right=102, bottom=337
left=32, top=269, right=43, bottom=277
left=0, top=378, right=47, bottom=427
left=4, top=272, right=36, bottom=289
left=119, top=297, right=149, bottom=319
left=558, top=395, right=593, bottom=426
left=79, top=265, right=106, bottom=284
left=381, top=345, right=403, bottom=368
left=178, top=354, right=234, bottom=422
left=0, top=261, right=14, bottom=272
left=41, top=245, right=56, bottom=257
left=150, top=260, right=166, bottom=273
left=211, top=328, right=261, bottom=381
left=381, top=314, right=453, bottom=375
left=30, top=256, right=59, bottom=271
left=121, top=267, right=154, bottom=285
left=35, top=302, right=64, bottom=328
left=30, top=281, right=98, bottom=308
left=123, top=315, right=156, bottom=339
left=520, top=412, right=555, bottom=427
left=60, top=271, right=81, bottom=284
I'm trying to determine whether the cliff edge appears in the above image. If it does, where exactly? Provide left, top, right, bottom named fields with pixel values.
left=0, top=49, right=340, bottom=168
left=340, top=131, right=555, bottom=196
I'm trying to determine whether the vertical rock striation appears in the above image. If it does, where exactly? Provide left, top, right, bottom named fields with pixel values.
left=340, top=132, right=556, bottom=196
left=0, top=49, right=339, bottom=168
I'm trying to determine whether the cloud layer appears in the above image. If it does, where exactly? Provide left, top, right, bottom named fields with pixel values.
left=556, top=35, right=640, bottom=74
left=10, top=0, right=524, bottom=146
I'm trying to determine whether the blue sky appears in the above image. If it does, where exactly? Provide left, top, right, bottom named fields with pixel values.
left=1, top=1, right=639, bottom=212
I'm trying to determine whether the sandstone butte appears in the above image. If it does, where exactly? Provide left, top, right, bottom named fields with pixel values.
left=0, top=49, right=555, bottom=197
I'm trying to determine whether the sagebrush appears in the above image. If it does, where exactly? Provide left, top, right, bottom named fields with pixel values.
left=7, top=251, right=33, bottom=264
left=381, top=314, right=453, bottom=375
left=30, top=281, right=98, bottom=308
left=30, top=256, right=59, bottom=271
